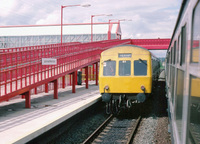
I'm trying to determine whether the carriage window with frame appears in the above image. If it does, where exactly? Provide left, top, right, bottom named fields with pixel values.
left=119, top=60, right=131, bottom=76
left=175, top=69, right=184, bottom=140
left=188, top=76, right=200, bottom=144
left=103, top=60, right=116, bottom=76
left=134, top=59, right=147, bottom=76
left=191, top=1, right=200, bottom=63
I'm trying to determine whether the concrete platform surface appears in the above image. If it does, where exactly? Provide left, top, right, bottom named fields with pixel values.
left=0, top=83, right=100, bottom=144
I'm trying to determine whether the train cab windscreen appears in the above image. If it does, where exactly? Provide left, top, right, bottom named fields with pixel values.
left=103, top=60, right=116, bottom=76
left=134, top=59, right=147, bottom=76
left=119, top=60, right=131, bottom=76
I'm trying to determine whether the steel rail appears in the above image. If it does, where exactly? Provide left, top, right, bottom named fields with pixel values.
left=126, top=116, right=142, bottom=144
left=82, top=114, right=113, bottom=144
left=82, top=115, right=141, bottom=144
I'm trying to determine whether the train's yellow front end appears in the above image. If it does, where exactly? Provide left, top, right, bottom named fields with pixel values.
left=99, top=76, right=152, bottom=94
left=99, top=45, right=153, bottom=113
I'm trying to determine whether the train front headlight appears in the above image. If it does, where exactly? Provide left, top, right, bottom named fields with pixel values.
left=141, top=85, right=145, bottom=92
left=104, top=85, right=109, bottom=90
left=104, top=85, right=109, bottom=93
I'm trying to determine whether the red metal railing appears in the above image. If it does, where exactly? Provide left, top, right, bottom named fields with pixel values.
left=0, top=39, right=131, bottom=103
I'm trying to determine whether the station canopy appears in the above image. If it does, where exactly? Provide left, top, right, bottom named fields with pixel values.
left=0, top=22, right=121, bottom=48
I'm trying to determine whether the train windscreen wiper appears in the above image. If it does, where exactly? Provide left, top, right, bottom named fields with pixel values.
left=139, top=58, right=147, bottom=65
left=105, top=59, right=111, bottom=61
left=102, top=59, right=111, bottom=63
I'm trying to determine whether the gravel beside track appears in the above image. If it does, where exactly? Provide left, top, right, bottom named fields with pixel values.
left=133, top=81, right=170, bottom=144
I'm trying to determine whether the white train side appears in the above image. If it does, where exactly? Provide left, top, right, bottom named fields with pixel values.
left=165, top=0, right=200, bottom=144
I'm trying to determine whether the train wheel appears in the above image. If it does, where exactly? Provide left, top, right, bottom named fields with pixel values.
left=112, top=100, right=119, bottom=115
left=126, top=99, right=132, bottom=109
left=106, top=100, right=113, bottom=114
left=118, top=95, right=122, bottom=108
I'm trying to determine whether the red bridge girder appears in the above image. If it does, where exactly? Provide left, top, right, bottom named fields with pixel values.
left=131, top=39, right=170, bottom=50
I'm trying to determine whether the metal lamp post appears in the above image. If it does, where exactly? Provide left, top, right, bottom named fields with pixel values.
left=91, top=14, right=112, bottom=42
left=108, top=19, right=132, bottom=40
left=61, top=4, right=90, bottom=45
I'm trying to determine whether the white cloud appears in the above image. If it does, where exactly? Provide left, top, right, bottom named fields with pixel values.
left=0, top=0, right=17, bottom=17
left=36, top=10, right=60, bottom=25
left=0, top=0, right=182, bottom=40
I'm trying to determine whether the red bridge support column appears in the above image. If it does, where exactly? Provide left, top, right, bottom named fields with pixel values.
left=93, top=64, right=95, bottom=80
left=45, top=83, right=48, bottom=93
left=62, top=75, right=65, bottom=88
left=75, top=71, right=77, bottom=85
left=24, top=91, right=31, bottom=108
left=96, top=62, right=98, bottom=85
left=35, top=87, right=37, bottom=94
left=85, top=66, right=88, bottom=89
left=69, top=74, right=72, bottom=86
left=54, top=79, right=58, bottom=99
left=72, top=72, right=76, bottom=93
left=89, top=66, right=91, bottom=81
left=21, top=94, right=25, bottom=99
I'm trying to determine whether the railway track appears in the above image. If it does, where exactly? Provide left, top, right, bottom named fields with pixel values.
left=82, top=115, right=141, bottom=144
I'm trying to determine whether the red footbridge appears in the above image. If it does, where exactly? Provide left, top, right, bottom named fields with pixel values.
left=0, top=38, right=170, bottom=108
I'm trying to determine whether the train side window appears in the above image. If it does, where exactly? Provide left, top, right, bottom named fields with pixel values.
left=191, top=2, right=200, bottom=63
left=170, top=67, right=175, bottom=104
left=177, top=35, right=181, bottom=64
left=103, top=60, right=116, bottom=76
left=188, top=76, right=200, bottom=144
left=134, top=60, right=147, bottom=76
left=168, top=51, right=171, bottom=63
left=167, top=52, right=171, bottom=82
left=180, top=24, right=187, bottom=66
left=173, top=41, right=176, bottom=64
left=166, top=54, right=169, bottom=79
left=119, top=60, right=131, bottom=76
left=170, top=48, right=173, bottom=64
left=175, top=69, right=184, bottom=141
left=166, top=54, right=169, bottom=67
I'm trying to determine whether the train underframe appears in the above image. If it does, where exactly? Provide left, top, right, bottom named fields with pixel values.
left=102, top=93, right=150, bottom=114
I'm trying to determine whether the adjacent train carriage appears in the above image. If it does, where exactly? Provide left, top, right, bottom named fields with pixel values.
left=165, top=0, right=200, bottom=143
left=99, top=45, right=160, bottom=114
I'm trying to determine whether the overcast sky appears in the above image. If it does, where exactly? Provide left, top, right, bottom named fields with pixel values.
left=0, top=0, right=182, bottom=57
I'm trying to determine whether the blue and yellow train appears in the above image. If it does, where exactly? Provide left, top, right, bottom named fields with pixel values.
left=99, top=45, right=160, bottom=114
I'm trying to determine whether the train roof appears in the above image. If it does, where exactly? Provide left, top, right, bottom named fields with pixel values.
left=168, top=0, right=187, bottom=50
left=102, top=45, right=150, bottom=54
left=101, top=45, right=160, bottom=61
left=101, top=44, right=153, bottom=56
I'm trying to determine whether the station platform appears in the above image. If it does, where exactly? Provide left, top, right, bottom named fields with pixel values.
left=158, top=69, right=165, bottom=81
left=0, top=83, right=100, bottom=144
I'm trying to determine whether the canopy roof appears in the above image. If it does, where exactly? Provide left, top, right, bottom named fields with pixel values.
left=0, top=22, right=121, bottom=36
